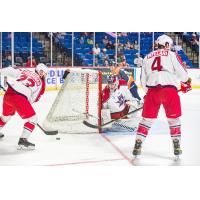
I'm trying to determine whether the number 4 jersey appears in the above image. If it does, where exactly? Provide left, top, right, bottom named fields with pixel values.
left=141, top=49, right=189, bottom=93
left=1, top=67, right=45, bottom=104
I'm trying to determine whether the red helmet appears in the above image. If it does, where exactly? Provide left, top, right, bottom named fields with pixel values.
left=107, top=75, right=119, bottom=91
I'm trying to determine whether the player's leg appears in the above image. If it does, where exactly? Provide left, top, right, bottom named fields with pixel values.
left=129, top=82, right=141, bottom=101
left=0, top=116, right=13, bottom=138
left=132, top=88, right=160, bottom=157
left=132, top=117, right=154, bottom=156
left=167, top=118, right=182, bottom=158
left=0, top=93, right=16, bottom=138
left=162, top=88, right=182, bottom=158
left=18, top=115, right=37, bottom=150
left=13, top=94, right=37, bottom=150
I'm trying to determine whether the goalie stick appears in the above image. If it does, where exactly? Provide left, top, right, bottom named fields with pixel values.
left=73, top=108, right=137, bottom=132
left=83, top=106, right=143, bottom=129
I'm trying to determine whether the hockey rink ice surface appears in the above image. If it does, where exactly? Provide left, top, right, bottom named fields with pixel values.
left=0, top=89, right=200, bottom=166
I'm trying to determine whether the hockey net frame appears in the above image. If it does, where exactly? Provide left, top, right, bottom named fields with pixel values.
left=43, top=68, right=102, bottom=134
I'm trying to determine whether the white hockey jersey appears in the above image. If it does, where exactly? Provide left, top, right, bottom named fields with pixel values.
left=1, top=67, right=45, bottom=103
left=141, top=49, right=189, bottom=93
left=102, top=80, right=136, bottom=114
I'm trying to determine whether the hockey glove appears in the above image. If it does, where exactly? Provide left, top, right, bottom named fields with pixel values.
left=181, top=77, right=192, bottom=93
left=63, top=69, right=70, bottom=79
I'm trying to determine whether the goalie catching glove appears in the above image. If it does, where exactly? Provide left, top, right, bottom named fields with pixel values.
left=181, top=77, right=192, bottom=93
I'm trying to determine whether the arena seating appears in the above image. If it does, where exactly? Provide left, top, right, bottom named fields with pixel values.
left=2, top=32, right=44, bottom=66
left=53, top=32, right=194, bottom=67
left=2, top=32, right=195, bottom=68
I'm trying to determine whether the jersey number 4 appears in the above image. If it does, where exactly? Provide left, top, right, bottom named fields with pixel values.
left=151, top=56, right=162, bottom=71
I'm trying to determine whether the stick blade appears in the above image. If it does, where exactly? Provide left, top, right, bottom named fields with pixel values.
left=83, top=120, right=99, bottom=129
left=37, top=123, right=58, bottom=135
left=44, top=130, right=58, bottom=135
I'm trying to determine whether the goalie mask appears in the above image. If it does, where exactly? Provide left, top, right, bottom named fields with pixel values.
left=107, top=75, right=119, bottom=91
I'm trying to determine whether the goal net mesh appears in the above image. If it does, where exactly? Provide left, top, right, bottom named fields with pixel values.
left=43, top=68, right=102, bottom=133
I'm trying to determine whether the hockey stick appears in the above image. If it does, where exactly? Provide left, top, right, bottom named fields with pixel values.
left=0, top=84, right=58, bottom=135
left=73, top=108, right=137, bottom=132
left=37, top=123, right=58, bottom=135
left=83, top=106, right=143, bottom=129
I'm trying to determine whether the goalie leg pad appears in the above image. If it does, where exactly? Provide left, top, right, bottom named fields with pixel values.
left=101, top=109, right=112, bottom=128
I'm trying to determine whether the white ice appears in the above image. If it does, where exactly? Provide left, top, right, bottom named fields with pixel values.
left=0, top=89, right=200, bottom=166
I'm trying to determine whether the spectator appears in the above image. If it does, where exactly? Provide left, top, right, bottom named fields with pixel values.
left=115, top=51, right=125, bottom=63
left=3, top=55, right=12, bottom=68
left=117, top=43, right=124, bottom=51
left=190, top=33, right=199, bottom=52
left=94, top=57, right=99, bottom=67
left=87, top=37, right=94, bottom=45
left=99, top=48, right=109, bottom=64
left=134, top=53, right=143, bottom=67
left=79, top=36, right=85, bottom=45
left=102, top=35, right=109, bottom=46
left=103, top=59, right=110, bottom=67
left=25, top=57, right=37, bottom=68
left=106, top=40, right=115, bottom=50
left=124, top=41, right=132, bottom=50
left=93, top=43, right=101, bottom=56
left=133, top=40, right=139, bottom=50
left=119, top=59, right=129, bottom=67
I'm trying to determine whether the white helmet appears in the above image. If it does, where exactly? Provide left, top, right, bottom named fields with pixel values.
left=157, top=34, right=173, bottom=47
left=35, top=63, right=48, bottom=74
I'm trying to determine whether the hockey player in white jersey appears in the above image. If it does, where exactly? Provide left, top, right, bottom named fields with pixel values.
left=132, top=34, right=192, bottom=159
left=0, top=64, right=48, bottom=149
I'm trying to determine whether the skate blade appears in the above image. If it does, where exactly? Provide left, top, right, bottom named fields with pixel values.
left=132, top=154, right=141, bottom=160
left=17, top=145, right=35, bottom=150
left=174, top=155, right=181, bottom=161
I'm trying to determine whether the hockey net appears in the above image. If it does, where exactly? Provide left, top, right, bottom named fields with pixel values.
left=43, top=68, right=102, bottom=133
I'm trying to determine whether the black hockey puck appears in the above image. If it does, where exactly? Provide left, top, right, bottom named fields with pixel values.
left=56, top=137, right=60, bottom=140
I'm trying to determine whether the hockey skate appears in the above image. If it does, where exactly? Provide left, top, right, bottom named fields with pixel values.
left=17, top=138, right=35, bottom=150
left=0, top=132, right=4, bottom=139
left=132, top=139, right=142, bottom=159
left=173, top=138, right=182, bottom=161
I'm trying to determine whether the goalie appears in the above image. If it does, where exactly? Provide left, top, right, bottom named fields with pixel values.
left=102, top=75, right=142, bottom=122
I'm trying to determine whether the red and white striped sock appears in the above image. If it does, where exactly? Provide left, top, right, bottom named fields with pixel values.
left=136, top=118, right=153, bottom=142
left=21, top=122, right=35, bottom=139
left=0, top=117, right=6, bottom=131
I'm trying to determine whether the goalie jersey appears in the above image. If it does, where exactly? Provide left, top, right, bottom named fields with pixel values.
left=102, top=79, right=136, bottom=119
